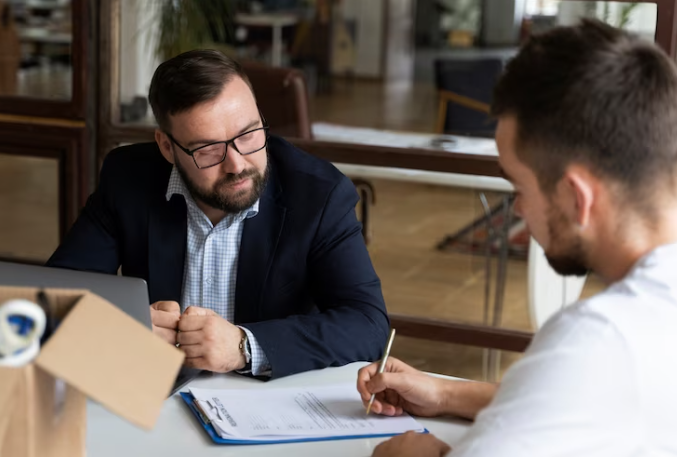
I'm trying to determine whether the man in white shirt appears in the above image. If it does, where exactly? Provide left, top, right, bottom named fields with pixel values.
left=357, top=19, right=677, bottom=456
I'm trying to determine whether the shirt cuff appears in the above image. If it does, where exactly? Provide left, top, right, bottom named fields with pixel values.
left=237, top=326, right=272, bottom=377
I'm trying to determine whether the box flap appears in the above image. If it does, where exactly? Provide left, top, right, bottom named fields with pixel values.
left=0, top=367, right=21, bottom=414
left=35, top=292, right=184, bottom=430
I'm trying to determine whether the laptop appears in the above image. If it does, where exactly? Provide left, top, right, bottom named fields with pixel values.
left=0, top=261, right=202, bottom=393
left=0, top=261, right=151, bottom=328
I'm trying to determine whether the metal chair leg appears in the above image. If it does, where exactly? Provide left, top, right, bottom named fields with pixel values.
left=351, top=179, right=376, bottom=245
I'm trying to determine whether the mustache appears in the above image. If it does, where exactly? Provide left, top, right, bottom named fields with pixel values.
left=219, top=168, right=259, bottom=185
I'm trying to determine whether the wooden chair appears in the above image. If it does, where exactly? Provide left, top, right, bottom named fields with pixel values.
left=433, top=57, right=505, bottom=137
left=241, top=61, right=376, bottom=244
left=241, top=61, right=313, bottom=139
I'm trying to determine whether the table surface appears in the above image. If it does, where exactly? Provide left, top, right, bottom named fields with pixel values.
left=312, top=123, right=512, bottom=192
left=312, top=123, right=499, bottom=156
left=235, top=13, right=299, bottom=27
left=18, top=27, right=72, bottom=44
left=87, top=362, right=472, bottom=457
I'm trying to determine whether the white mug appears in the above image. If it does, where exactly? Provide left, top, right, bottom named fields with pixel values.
left=0, top=299, right=46, bottom=367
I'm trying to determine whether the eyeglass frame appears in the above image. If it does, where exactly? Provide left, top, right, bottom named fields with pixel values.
left=165, top=118, right=270, bottom=170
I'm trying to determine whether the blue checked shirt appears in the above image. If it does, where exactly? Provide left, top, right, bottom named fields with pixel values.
left=165, top=167, right=270, bottom=376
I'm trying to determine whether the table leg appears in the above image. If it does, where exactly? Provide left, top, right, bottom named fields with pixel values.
left=272, top=24, right=283, bottom=66
left=488, top=194, right=513, bottom=381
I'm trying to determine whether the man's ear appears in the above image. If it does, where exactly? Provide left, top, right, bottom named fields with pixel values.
left=561, top=166, right=595, bottom=228
left=155, top=129, right=175, bottom=164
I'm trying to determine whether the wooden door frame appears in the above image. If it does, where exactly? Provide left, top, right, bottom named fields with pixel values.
left=0, top=0, right=89, bottom=119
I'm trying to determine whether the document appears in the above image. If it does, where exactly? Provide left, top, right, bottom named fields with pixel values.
left=186, top=383, right=426, bottom=443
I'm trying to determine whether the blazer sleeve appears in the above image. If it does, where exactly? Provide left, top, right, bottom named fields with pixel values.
left=242, top=175, right=390, bottom=379
left=46, top=153, right=121, bottom=274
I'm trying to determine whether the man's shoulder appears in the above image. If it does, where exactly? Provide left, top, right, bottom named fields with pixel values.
left=101, top=141, right=171, bottom=183
left=97, top=142, right=173, bottom=204
left=268, top=135, right=347, bottom=192
left=102, top=142, right=169, bottom=173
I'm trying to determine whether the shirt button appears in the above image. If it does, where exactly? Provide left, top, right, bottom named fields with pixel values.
left=206, top=277, right=213, bottom=285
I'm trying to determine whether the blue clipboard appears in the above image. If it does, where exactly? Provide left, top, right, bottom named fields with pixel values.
left=180, top=392, right=429, bottom=445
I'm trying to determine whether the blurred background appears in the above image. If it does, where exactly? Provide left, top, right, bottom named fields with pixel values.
left=0, top=0, right=664, bottom=381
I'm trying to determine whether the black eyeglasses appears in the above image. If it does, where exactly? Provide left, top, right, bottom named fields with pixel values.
left=167, top=122, right=269, bottom=169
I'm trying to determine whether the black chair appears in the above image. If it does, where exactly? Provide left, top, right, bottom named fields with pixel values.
left=433, top=57, right=505, bottom=138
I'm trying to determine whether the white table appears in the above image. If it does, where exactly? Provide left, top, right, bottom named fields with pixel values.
left=18, top=28, right=72, bottom=45
left=312, top=122, right=513, bottom=193
left=235, top=13, right=299, bottom=67
left=87, top=362, right=471, bottom=457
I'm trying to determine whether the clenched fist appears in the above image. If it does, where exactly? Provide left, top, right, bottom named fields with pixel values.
left=151, top=301, right=181, bottom=345
left=176, top=306, right=247, bottom=372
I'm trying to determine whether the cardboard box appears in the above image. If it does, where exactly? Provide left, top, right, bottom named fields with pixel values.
left=0, top=287, right=185, bottom=457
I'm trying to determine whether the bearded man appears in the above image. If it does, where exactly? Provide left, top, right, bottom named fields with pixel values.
left=48, top=50, right=389, bottom=380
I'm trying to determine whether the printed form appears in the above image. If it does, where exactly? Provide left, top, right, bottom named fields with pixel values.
left=189, top=383, right=426, bottom=442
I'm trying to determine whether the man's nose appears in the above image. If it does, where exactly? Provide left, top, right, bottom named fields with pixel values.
left=220, top=144, right=246, bottom=175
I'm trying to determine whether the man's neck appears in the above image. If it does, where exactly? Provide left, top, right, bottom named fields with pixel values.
left=195, top=200, right=228, bottom=227
left=591, top=202, right=677, bottom=284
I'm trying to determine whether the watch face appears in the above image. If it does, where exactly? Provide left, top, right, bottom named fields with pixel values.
left=240, top=335, right=252, bottom=363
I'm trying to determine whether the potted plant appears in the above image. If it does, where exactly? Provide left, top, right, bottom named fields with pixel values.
left=146, top=0, right=238, bottom=61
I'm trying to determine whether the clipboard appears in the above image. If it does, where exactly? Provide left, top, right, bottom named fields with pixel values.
left=180, top=391, right=429, bottom=445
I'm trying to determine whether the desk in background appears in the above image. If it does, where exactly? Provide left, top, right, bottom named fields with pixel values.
left=87, top=362, right=471, bottom=457
left=312, top=122, right=512, bottom=193
left=235, top=13, right=299, bottom=67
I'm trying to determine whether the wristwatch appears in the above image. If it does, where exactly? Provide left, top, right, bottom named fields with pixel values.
left=239, top=331, right=252, bottom=370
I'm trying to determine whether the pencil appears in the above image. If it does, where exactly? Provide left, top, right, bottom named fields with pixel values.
left=366, top=328, right=396, bottom=415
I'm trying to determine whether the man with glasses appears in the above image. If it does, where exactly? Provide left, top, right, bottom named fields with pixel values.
left=47, top=50, right=389, bottom=379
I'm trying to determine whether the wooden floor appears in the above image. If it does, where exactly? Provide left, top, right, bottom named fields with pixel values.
left=0, top=79, right=607, bottom=382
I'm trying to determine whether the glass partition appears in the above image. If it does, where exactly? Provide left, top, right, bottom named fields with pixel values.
left=0, top=0, right=73, bottom=100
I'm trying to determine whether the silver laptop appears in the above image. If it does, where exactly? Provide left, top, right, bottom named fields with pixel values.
left=0, top=261, right=151, bottom=328
left=0, top=261, right=204, bottom=393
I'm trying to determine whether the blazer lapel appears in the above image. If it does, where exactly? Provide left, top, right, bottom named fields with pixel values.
left=148, top=194, right=187, bottom=304
left=235, top=172, right=286, bottom=324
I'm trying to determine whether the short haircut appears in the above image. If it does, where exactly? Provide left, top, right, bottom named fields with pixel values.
left=148, top=49, right=253, bottom=132
left=493, top=19, right=677, bottom=203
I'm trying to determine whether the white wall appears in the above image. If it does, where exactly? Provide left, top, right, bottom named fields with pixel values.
left=119, top=0, right=160, bottom=104
left=558, top=1, right=657, bottom=41
left=340, top=0, right=384, bottom=78
left=481, top=0, right=526, bottom=46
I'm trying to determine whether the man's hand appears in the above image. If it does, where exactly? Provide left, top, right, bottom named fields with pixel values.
left=177, top=306, right=246, bottom=372
left=151, top=301, right=181, bottom=345
left=357, top=357, right=498, bottom=420
left=372, top=431, right=450, bottom=457
left=357, top=357, right=451, bottom=418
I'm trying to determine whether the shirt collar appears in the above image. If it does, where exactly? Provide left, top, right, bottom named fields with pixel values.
left=165, top=166, right=260, bottom=222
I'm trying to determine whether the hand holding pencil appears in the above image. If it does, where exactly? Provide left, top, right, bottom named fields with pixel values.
left=356, top=342, right=454, bottom=418
left=366, top=328, right=397, bottom=414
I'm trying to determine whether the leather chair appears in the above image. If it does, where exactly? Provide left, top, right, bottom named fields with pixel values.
left=242, top=61, right=376, bottom=244
left=241, top=61, right=313, bottom=139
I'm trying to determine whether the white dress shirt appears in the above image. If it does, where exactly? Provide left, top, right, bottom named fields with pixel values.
left=453, top=242, right=677, bottom=456
left=166, top=167, right=270, bottom=376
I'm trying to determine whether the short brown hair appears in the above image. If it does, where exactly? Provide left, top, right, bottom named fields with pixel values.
left=493, top=19, right=677, bottom=202
left=148, top=49, right=253, bottom=132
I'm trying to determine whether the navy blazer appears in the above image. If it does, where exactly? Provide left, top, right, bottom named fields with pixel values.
left=47, top=135, right=389, bottom=379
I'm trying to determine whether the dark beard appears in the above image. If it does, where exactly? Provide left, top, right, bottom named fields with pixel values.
left=545, top=247, right=590, bottom=277
left=544, top=206, right=590, bottom=277
left=176, top=156, right=269, bottom=214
